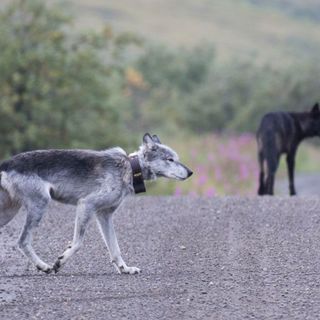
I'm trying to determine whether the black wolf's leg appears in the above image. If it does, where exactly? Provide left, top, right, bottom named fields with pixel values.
left=258, top=152, right=265, bottom=195
left=287, top=151, right=297, bottom=196
left=258, top=171, right=265, bottom=195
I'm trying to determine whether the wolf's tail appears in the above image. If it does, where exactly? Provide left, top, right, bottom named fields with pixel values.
left=257, top=130, right=279, bottom=195
left=261, top=133, right=279, bottom=175
left=259, top=132, right=280, bottom=195
left=0, top=172, right=20, bottom=227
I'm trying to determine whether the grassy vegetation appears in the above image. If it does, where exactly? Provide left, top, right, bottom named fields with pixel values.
left=246, top=0, right=320, bottom=22
left=2, top=0, right=320, bottom=196
left=63, top=0, right=320, bottom=65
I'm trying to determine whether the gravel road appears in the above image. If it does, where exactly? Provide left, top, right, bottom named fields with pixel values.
left=1, top=196, right=320, bottom=319
left=276, top=173, right=320, bottom=196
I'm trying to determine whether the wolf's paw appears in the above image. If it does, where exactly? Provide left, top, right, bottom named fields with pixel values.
left=36, top=263, right=52, bottom=274
left=52, top=257, right=63, bottom=273
left=119, top=265, right=141, bottom=275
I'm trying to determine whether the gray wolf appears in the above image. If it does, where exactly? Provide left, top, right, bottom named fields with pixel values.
left=257, top=103, right=320, bottom=195
left=0, top=133, right=192, bottom=274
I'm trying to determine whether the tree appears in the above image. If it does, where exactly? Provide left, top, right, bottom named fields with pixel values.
left=0, top=0, right=137, bottom=158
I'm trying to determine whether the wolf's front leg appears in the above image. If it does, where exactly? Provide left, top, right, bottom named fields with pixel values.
left=52, top=199, right=94, bottom=273
left=95, top=211, right=140, bottom=275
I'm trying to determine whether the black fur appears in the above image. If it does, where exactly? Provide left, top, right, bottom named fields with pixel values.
left=257, top=103, right=320, bottom=195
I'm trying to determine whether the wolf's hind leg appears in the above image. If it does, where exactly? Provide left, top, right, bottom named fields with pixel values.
left=18, top=197, right=52, bottom=273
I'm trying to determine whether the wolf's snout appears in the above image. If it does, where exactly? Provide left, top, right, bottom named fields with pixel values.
left=186, top=168, right=193, bottom=178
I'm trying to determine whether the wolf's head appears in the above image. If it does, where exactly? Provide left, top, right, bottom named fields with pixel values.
left=135, top=133, right=193, bottom=181
left=301, top=103, right=320, bottom=136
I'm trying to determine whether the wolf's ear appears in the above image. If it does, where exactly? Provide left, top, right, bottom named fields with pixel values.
left=152, top=134, right=161, bottom=144
left=311, top=102, right=319, bottom=113
left=143, top=133, right=155, bottom=148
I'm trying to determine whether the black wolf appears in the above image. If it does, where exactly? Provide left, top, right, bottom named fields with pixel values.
left=257, top=103, right=320, bottom=195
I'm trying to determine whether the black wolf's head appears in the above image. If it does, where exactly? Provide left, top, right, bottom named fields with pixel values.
left=302, top=103, right=320, bottom=136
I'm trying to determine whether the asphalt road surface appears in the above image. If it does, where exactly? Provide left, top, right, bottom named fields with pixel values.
left=1, top=196, right=320, bottom=319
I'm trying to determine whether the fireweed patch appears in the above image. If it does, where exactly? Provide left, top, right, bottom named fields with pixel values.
left=148, top=134, right=320, bottom=197
left=149, top=134, right=259, bottom=196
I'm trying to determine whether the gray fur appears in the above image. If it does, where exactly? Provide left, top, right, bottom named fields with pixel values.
left=0, top=133, right=192, bottom=274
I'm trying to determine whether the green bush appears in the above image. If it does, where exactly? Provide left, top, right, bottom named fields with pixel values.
left=133, top=46, right=320, bottom=136
left=1, top=1, right=319, bottom=159
left=0, top=0, right=138, bottom=158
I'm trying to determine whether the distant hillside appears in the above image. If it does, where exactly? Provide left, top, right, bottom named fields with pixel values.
left=59, top=0, right=320, bottom=66
left=247, top=0, right=320, bottom=22
left=2, top=0, right=320, bottom=66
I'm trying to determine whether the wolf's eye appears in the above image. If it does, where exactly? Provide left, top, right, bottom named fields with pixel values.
left=167, top=158, right=174, bottom=162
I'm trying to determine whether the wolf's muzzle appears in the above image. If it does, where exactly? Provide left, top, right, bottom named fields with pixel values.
left=187, top=168, right=193, bottom=178
left=178, top=162, right=193, bottom=179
